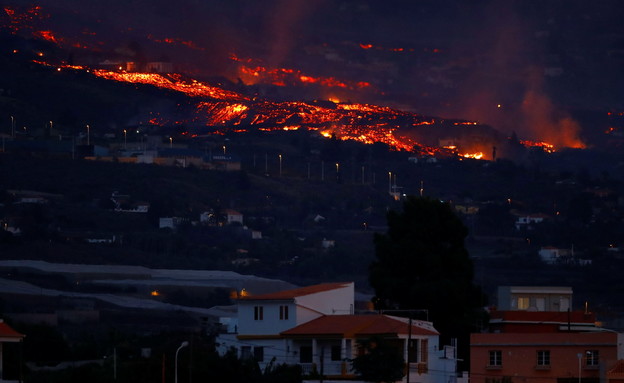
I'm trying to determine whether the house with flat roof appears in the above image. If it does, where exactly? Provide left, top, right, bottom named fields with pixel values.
left=471, top=286, right=624, bottom=383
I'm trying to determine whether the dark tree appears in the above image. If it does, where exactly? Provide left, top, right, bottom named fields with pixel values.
left=351, top=336, right=405, bottom=383
left=369, top=196, right=485, bottom=363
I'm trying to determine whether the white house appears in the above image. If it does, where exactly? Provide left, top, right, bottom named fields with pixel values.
left=514, top=213, right=548, bottom=230
left=538, top=246, right=572, bottom=264
left=216, top=282, right=458, bottom=383
left=224, top=209, right=244, bottom=225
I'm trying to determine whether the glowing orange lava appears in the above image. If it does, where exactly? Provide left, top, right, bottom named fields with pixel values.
left=230, top=54, right=372, bottom=91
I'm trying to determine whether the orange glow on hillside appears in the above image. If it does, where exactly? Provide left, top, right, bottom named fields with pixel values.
left=33, top=30, right=58, bottom=43
left=520, top=140, right=556, bottom=153
left=32, top=61, right=567, bottom=158
left=231, top=54, right=372, bottom=91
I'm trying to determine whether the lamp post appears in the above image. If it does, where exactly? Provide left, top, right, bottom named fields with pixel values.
left=86, top=125, right=90, bottom=145
left=577, top=353, right=582, bottom=383
left=279, top=154, right=282, bottom=176
left=123, top=129, right=127, bottom=149
left=10, top=116, right=14, bottom=138
left=169, top=137, right=173, bottom=148
left=175, top=341, right=189, bottom=383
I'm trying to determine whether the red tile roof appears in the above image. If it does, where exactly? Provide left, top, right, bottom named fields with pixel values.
left=0, top=321, right=24, bottom=340
left=281, top=315, right=438, bottom=338
left=608, top=360, right=624, bottom=375
left=240, top=282, right=352, bottom=301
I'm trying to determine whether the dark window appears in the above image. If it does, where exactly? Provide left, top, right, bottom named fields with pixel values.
left=241, top=346, right=252, bottom=359
left=331, top=345, right=342, bottom=361
left=489, top=350, right=502, bottom=366
left=300, top=346, right=313, bottom=363
left=254, top=347, right=264, bottom=362
left=537, top=350, right=550, bottom=366
left=407, top=339, right=419, bottom=363
left=280, top=305, right=289, bottom=320
left=586, top=350, right=599, bottom=366
left=254, top=306, right=263, bottom=320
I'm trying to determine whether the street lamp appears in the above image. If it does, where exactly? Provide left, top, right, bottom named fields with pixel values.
left=169, top=137, right=173, bottom=148
left=175, top=341, right=189, bottom=383
left=388, top=171, right=392, bottom=194
left=86, top=125, right=90, bottom=145
left=279, top=154, right=282, bottom=176
left=123, top=129, right=127, bottom=149
left=577, top=353, right=582, bottom=383
left=10, top=116, right=14, bottom=138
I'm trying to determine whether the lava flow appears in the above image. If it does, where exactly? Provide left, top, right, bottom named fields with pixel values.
left=230, top=54, right=373, bottom=91
left=52, top=63, right=531, bottom=159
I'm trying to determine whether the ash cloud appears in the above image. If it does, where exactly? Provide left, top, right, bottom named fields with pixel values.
left=444, top=0, right=585, bottom=149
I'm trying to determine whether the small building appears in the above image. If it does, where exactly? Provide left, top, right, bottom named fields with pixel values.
left=514, top=213, right=549, bottom=230
left=224, top=209, right=244, bottom=225
left=496, top=286, right=573, bottom=312
left=0, top=320, right=24, bottom=382
left=146, top=61, right=174, bottom=73
left=539, top=246, right=573, bottom=264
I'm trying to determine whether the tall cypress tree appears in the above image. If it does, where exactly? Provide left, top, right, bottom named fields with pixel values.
left=369, top=196, right=486, bottom=363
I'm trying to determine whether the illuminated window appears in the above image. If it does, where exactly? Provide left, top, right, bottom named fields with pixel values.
left=518, top=297, right=530, bottom=310
left=489, top=350, right=502, bottom=366
left=254, top=306, right=263, bottom=320
left=280, top=305, right=289, bottom=320
left=586, top=350, right=599, bottom=366
left=537, top=350, right=550, bottom=366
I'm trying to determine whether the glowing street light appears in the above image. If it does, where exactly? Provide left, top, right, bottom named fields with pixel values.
left=222, top=145, right=226, bottom=155
left=169, top=137, right=173, bottom=148
left=388, top=171, right=392, bottom=194
left=123, top=129, right=127, bottom=149
left=279, top=154, right=282, bottom=176
left=86, top=125, right=90, bottom=145
left=175, top=341, right=189, bottom=383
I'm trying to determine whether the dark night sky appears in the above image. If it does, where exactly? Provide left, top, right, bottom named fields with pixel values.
left=5, top=0, right=624, bottom=144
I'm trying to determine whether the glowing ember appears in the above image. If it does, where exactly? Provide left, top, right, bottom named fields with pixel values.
left=147, top=34, right=205, bottom=51
left=520, top=140, right=555, bottom=153
left=461, top=152, right=484, bottom=159
left=230, top=54, right=372, bottom=91
left=33, top=30, right=59, bottom=43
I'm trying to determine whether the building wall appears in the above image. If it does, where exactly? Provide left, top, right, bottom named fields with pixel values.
left=471, top=332, right=619, bottom=383
left=295, top=283, right=354, bottom=317
left=236, top=283, right=353, bottom=336
left=238, top=301, right=296, bottom=335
